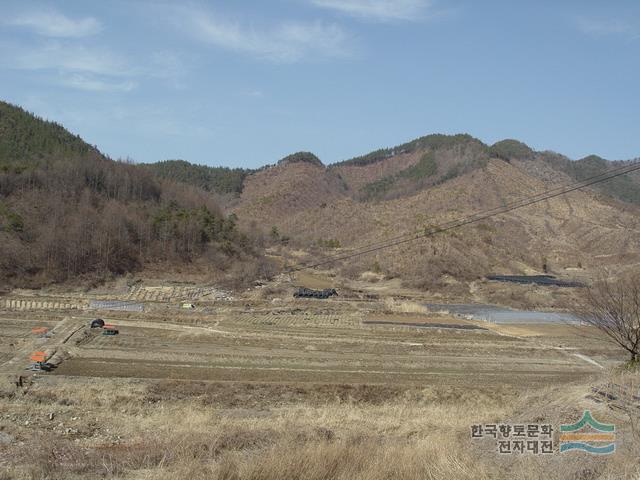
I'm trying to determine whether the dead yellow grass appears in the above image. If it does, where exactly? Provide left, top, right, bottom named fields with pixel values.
left=3, top=376, right=638, bottom=480
left=359, top=271, right=384, bottom=283
left=383, top=297, right=428, bottom=314
left=293, top=271, right=334, bottom=289
left=1, top=381, right=510, bottom=480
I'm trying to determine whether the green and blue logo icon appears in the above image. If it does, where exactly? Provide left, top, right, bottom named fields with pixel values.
left=560, top=411, right=615, bottom=454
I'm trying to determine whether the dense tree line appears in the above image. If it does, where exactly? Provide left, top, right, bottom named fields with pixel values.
left=488, top=139, right=535, bottom=161
left=543, top=153, right=640, bottom=206
left=334, top=134, right=483, bottom=168
left=145, top=159, right=253, bottom=196
left=0, top=101, right=98, bottom=168
left=277, top=152, right=323, bottom=167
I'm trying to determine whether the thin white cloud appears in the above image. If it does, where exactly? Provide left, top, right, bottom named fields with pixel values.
left=172, top=6, right=352, bottom=62
left=1, top=39, right=191, bottom=93
left=0, top=8, right=140, bottom=92
left=3, top=41, right=129, bottom=76
left=59, top=73, right=137, bottom=92
left=0, top=40, right=138, bottom=92
left=575, top=16, right=636, bottom=37
left=7, top=10, right=101, bottom=38
left=310, top=0, right=432, bottom=21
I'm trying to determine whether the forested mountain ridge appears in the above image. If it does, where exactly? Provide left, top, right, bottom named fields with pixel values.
left=2, top=98, right=640, bottom=291
left=327, top=134, right=640, bottom=204
left=538, top=152, right=640, bottom=205
left=144, top=152, right=324, bottom=198
left=0, top=101, right=99, bottom=170
left=0, top=101, right=263, bottom=288
left=142, top=131, right=640, bottom=208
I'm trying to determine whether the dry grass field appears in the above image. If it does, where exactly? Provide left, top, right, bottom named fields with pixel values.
left=0, top=275, right=638, bottom=479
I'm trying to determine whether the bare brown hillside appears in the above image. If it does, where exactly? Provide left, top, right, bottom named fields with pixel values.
left=238, top=159, right=349, bottom=222
left=233, top=155, right=640, bottom=295
left=331, top=151, right=420, bottom=192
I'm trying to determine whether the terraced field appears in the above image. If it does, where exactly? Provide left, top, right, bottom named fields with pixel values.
left=0, top=313, right=608, bottom=388
left=0, top=278, right=625, bottom=390
left=0, top=281, right=636, bottom=480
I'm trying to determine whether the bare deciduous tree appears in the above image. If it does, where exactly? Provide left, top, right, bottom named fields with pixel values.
left=578, top=277, right=640, bottom=363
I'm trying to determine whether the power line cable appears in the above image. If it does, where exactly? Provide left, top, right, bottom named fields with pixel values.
left=289, top=161, right=640, bottom=271
left=337, top=161, right=640, bottom=257
left=286, top=160, right=640, bottom=273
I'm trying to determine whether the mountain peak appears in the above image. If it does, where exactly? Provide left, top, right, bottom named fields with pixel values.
left=489, top=139, right=535, bottom=161
left=277, top=151, right=324, bottom=167
left=578, top=154, right=607, bottom=163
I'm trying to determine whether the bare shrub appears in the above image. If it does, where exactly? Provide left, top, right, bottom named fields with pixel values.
left=576, top=276, right=640, bottom=364
left=383, top=297, right=428, bottom=314
left=339, top=260, right=366, bottom=280
left=222, top=257, right=279, bottom=291
left=360, top=271, right=383, bottom=283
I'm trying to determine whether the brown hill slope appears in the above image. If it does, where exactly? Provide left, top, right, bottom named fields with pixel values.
left=233, top=155, right=640, bottom=291
left=237, top=157, right=349, bottom=224
left=331, top=134, right=489, bottom=200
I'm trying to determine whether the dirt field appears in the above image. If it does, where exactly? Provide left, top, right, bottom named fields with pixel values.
left=0, top=307, right=608, bottom=387
left=0, top=276, right=637, bottom=479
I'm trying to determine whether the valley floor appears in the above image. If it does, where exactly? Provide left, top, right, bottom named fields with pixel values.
left=0, top=273, right=638, bottom=479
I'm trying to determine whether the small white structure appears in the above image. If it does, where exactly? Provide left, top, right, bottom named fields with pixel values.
left=181, top=303, right=196, bottom=309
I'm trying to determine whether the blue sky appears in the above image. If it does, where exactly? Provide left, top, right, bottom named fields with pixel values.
left=1, top=0, right=638, bottom=168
